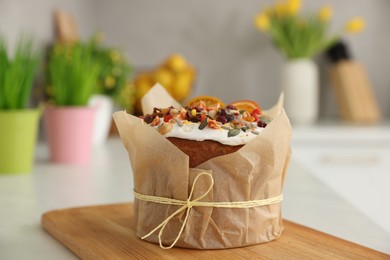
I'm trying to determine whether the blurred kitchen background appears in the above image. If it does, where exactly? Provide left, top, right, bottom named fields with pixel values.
left=1, top=1, right=390, bottom=256
left=1, top=0, right=389, bottom=118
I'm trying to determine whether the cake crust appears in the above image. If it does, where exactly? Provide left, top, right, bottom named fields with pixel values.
left=167, top=137, right=243, bottom=167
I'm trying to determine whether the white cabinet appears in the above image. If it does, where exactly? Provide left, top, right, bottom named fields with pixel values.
left=288, top=122, right=390, bottom=252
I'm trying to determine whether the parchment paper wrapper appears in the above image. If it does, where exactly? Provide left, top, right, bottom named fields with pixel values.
left=113, top=84, right=292, bottom=249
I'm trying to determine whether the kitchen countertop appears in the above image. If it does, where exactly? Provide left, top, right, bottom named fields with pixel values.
left=0, top=134, right=389, bottom=259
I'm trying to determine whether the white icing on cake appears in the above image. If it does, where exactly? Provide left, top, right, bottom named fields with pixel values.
left=163, top=122, right=263, bottom=146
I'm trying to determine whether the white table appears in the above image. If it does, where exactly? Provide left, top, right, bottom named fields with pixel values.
left=0, top=136, right=389, bottom=259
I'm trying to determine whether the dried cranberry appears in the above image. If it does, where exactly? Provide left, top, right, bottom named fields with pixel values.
left=251, top=108, right=261, bottom=116
left=144, top=114, right=154, bottom=124
left=195, top=106, right=202, bottom=112
left=219, top=109, right=227, bottom=117
left=257, top=121, right=267, bottom=128
left=226, top=105, right=237, bottom=110
left=188, top=116, right=200, bottom=123
left=216, top=116, right=227, bottom=124
left=164, top=114, right=173, bottom=122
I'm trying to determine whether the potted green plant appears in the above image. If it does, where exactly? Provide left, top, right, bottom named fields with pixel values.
left=254, top=0, right=365, bottom=124
left=0, top=36, right=40, bottom=173
left=45, top=41, right=101, bottom=164
left=88, top=33, right=134, bottom=145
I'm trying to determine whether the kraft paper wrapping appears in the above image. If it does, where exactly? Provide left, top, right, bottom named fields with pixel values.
left=113, top=84, right=292, bottom=249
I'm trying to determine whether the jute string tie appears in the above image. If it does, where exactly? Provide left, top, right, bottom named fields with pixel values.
left=133, top=172, right=283, bottom=249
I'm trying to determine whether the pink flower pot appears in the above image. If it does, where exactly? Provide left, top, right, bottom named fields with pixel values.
left=44, top=106, right=95, bottom=164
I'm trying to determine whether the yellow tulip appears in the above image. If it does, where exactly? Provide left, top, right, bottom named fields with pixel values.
left=345, top=17, right=366, bottom=33
left=318, top=6, right=333, bottom=22
left=287, top=0, right=301, bottom=15
left=255, top=13, right=270, bottom=32
left=262, top=7, right=273, bottom=16
left=274, top=3, right=289, bottom=18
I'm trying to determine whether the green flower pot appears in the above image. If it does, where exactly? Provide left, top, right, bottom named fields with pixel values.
left=0, top=109, right=40, bottom=174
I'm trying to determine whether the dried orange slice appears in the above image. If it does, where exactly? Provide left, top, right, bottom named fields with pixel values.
left=228, top=100, right=262, bottom=114
left=185, top=95, right=225, bottom=109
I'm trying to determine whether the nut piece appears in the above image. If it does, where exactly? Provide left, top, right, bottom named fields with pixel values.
left=150, top=116, right=161, bottom=126
left=208, top=109, right=217, bottom=119
left=158, top=123, right=173, bottom=135
left=170, top=108, right=179, bottom=116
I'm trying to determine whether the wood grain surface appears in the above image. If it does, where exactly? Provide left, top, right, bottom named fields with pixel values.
left=41, top=203, right=389, bottom=259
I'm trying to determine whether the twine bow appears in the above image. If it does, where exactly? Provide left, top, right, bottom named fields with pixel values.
left=133, top=172, right=283, bottom=249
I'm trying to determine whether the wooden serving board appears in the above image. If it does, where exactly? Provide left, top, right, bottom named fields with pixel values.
left=41, top=203, right=389, bottom=259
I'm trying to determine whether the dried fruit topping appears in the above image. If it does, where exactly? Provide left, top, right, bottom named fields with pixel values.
left=226, top=104, right=237, bottom=110
left=164, top=114, right=173, bottom=122
left=228, top=100, right=262, bottom=115
left=178, top=108, right=187, bottom=120
left=185, top=95, right=225, bottom=109
left=216, top=115, right=227, bottom=124
left=169, top=108, right=179, bottom=116
left=257, top=121, right=267, bottom=128
left=143, top=114, right=154, bottom=124
left=158, top=123, right=173, bottom=135
left=208, top=119, right=221, bottom=129
left=140, top=96, right=271, bottom=137
left=242, top=116, right=255, bottom=122
left=208, top=109, right=217, bottom=119
left=150, top=116, right=161, bottom=126
left=190, top=109, right=197, bottom=117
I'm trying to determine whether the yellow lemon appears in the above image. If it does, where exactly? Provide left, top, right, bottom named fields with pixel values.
left=172, top=68, right=195, bottom=102
left=134, top=73, right=154, bottom=113
left=134, top=72, right=153, bottom=99
left=154, top=67, right=174, bottom=92
left=164, top=53, right=188, bottom=71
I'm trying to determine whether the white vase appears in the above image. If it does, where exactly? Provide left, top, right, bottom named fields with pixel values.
left=281, top=58, right=319, bottom=125
left=89, top=95, right=114, bottom=145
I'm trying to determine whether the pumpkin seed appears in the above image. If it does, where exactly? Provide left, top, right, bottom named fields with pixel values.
left=251, top=130, right=260, bottom=135
left=198, top=118, right=208, bottom=130
left=221, top=125, right=232, bottom=130
left=228, top=128, right=241, bottom=137
left=259, top=115, right=272, bottom=124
